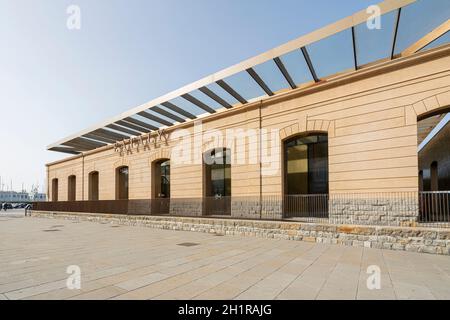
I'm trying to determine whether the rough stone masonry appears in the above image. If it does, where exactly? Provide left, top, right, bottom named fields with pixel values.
left=31, top=210, right=450, bottom=255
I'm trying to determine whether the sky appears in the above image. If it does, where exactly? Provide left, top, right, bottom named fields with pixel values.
left=0, top=0, right=377, bottom=192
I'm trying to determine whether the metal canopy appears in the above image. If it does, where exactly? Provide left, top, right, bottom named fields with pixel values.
left=48, top=0, right=450, bottom=154
left=161, top=101, right=197, bottom=120
left=116, top=120, right=151, bottom=133
left=137, top=111, right=173, bottom=127
left=106, top=124, right=141, bottom=137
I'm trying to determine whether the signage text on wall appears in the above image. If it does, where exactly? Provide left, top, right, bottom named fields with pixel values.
left=114, top=129, right=170, bottom=156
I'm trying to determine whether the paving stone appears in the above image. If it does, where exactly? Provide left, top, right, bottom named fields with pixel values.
left=1, top=214, right=450, bottom=300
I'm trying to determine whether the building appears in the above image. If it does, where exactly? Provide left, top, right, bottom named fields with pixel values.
left=40, top=0, right=450, bottom=227
left=419, top=115, right=450, bottom=191
left=0, top=191, right=46, bottom=203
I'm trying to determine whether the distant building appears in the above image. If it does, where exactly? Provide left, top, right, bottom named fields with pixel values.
left=0, top=191, right=46, bottom=202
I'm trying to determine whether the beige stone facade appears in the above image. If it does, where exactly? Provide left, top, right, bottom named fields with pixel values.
left=46, top=46, right=450, bottom=203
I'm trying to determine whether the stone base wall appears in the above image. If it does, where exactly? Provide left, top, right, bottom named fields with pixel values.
left=329, top=196, right=419, bottom=227
left=169, top=198, right=203, bottom=216
left=231, top=198, right=283, bottom=220
left=31, top=210, right=450, bottom=255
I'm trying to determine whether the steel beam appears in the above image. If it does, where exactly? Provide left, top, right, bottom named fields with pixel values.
left=199, top=86, right=232, bottom=109
left=351, top=26, right=358, bottom=70
left=216, top=80, right=247, bottom=104
left=273, top=57, right=297, bottom=89
left=63, top=137, right=106, bottom=150
left=123, top=117, right=158, bottom=131
left=83, top=133, right=116, bottom=144
left=93, top=128, right=129, bottom=141
left=62, top=141, right=92, bottom=151
left=390, top=8, right=402, bottom=59
left=49, top=147, right=81, bottom=155
left=161, top=101, right=197, bottom=120
left=117, top=120, right=151, bottom=133
left=138, top=111, right=173, bottom=127
left=181, top=93, right=216, bottom=114
left=300, top=47, right=319, bottom=82
left=246, top=68, right=274, bottom=96
left=107, top=124, right=141, bottom=136
left=151, top=106, right=186, bottom=123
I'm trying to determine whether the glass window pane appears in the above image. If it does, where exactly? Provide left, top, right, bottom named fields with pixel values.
left=420, top=31, right=450, bottom=52
left=286, top=144, right=308, bottom=194
left=306, top=29, right=355, bottom=78
left=130, top=114, right=162, bottom=129
left=279, top=49, right=314, bottom=85
left=355, top=10, right=397, bottom=66
left=156, top=104, right=189, bottom=120
left=223, top=70, right=266, bottom=102
left=169, top=96, right=207, bottom=116
left=205, top=82, right=239, bottom=106
left=253, top=59, right=290, bottom=93
left=189, top=89, right=221, bottom=111
left=395, top=0, right=450, bottom=55
left=146, top=109, right=177, bottom=124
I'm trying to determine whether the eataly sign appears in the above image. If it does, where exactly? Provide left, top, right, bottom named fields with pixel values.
left=114, top=129, right=170, bottom=156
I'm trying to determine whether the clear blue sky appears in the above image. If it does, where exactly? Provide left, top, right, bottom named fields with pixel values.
left=0, top=0, right=375, bottom=192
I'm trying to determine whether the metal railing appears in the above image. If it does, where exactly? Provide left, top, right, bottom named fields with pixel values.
left=419, top=191, right=450, bottom=225
left=31, top=192, right=450, bottom=228
left=283, top=194, right=328, bottom=220
left=203, top=196, right=232, bottom=216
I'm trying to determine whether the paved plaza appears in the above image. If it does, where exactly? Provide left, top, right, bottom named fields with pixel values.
left=1, top=210, right=450, bottom=300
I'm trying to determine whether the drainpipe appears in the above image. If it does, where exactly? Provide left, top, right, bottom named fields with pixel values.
left=46, top=166, right=49, bottom=201
left=81, top=153, right=85, bottom=201
left=259, top=100, right=263, bottom=219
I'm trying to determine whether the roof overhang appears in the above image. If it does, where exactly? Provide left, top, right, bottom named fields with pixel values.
left=48, top=0, right=449, bottom=154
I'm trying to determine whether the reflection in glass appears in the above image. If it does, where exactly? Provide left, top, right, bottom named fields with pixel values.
left=154, top=160, right=170, bottom=198
left=116, top=166, right=129, bottom=200
left=204, top=148, right=231, bottom=197
left=284, top=134, right=328, bottom=195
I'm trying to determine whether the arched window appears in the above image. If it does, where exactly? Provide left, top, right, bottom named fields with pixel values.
left=88, top=171, right=99, bottom=201
left=153, top=159, right=170, bottom=198
left=431, top=161, right=438, bottom=191
left=284, top=133, right=328, bottom=195
left=283, top=133, right=328, bottom=218
left=68, top=175, right=76, bottom=201
left=203, top=148, right=231, bottom=216
left=51, top=178, right=58, bottom=202
left=204, top=148, right=231, bottom=198
left=116, top=166, right=129, bottom=200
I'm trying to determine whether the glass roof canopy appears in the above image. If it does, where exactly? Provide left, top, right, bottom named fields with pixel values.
left=48, top=0, right=450, bottom=155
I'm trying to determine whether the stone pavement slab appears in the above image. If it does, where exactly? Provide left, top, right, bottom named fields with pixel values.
left=1, top=214, right=450, bottom=300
